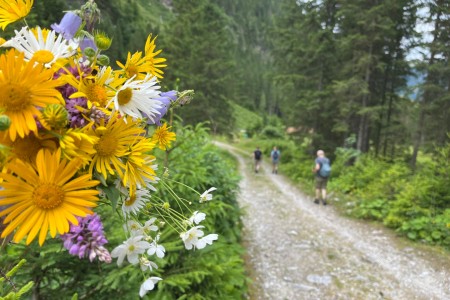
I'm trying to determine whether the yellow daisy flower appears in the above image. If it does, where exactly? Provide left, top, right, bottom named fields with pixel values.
left=121, top=138, right=158, bottom=195
left=66, top=66, right=126, bottom=109
left=0, top=149, right=100, bottom=245
left=116, top=51, right=151, bottom=80
left=144, top=34, right=167, bottom=79
left=0, top=49, right=62, bottom=141
left=151, top=123, right=176, bottom=150
left=0, top=132, right=57, bottom=166
left=88, top=113, right=147, bottom=179
left=0, top=0, right=33, bottom=30
left=59, top=129, right=99, bottom=166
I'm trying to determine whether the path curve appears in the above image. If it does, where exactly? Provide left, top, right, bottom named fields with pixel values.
left=216, top=142, right=450, bottom=300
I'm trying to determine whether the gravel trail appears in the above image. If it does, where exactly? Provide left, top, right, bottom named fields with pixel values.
left=217, top=142, right=450, bottom=300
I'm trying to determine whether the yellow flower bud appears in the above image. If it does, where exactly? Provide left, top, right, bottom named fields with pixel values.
left=41, top=104, right=68, bottom=130
left=94, top=31, right=112, bottom=50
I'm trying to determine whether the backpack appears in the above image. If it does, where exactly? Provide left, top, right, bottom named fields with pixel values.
left=319, top=160, right=331, bottom=177
left=254, top=150, right=262, bottom=160
left=272, top=150, right=279, bottom=160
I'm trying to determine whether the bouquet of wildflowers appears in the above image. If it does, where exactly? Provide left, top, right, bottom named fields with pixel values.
left=0, top=0, right=217, bottom=297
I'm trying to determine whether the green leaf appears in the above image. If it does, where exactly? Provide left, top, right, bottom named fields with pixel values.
left=102, top=186, right=121, bottom=209
left=407, top=232, right=417, bottom=240
left=431, top=231, right=442, bottom=240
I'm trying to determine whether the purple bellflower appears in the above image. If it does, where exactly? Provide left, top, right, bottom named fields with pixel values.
left=80, top=37, right=98, bottom=52
left=147, top=90, right=177, bottom=126
left=51, top=12, right=82, bottom=40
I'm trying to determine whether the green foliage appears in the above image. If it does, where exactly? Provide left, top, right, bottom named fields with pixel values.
left=253, top=116, right=286, bottom=140
left=330, top=139, right=450, bottom=249
left=398, top=211, right=450, bottom=247
left=228, top=102, right=263, bottom=137
left=148, top=122, right=247, bottom=299
left=163, top=1, right=237, bottom=133
left=353, top=199, right=388, bottom=221
left=88, top=0, right=172, bottom=63
left=329, top=136, right=361, bottom=178
left=0, top=260, right=33, bottom=300
left=259, top=125, right=284, bottom=139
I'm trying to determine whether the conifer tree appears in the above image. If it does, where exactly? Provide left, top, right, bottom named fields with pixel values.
left=164, top=0, right=237, bottom=133
left=411, top=0, right=450, bottom=168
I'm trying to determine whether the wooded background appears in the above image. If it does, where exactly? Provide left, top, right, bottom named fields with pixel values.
left=9, top=0, right=448, bottom=167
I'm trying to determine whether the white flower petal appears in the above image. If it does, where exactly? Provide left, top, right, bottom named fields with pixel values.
left=139, top=277, right=162, bottom=297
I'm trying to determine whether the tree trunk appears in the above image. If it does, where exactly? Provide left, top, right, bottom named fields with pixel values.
left=375, top=62, right=391, bottom=156
left=410, top=3, right=441, bottom=169
left=357, top=43, right=373, bottom=153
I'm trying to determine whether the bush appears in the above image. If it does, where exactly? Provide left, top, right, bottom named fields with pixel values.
left=259, top=125, right=285, bottom=139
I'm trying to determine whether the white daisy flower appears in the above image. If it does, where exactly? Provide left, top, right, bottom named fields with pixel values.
left=142, top=217, right=159, bottom=233
left=196, top=234, right=219, bottom=249
left=139, top=257, right=158, bottom=272
left=2, top=26, right=78, bottom=68
left=111, top=235, right=150, bottom=266
left=189, top=211, right=206, bottom=225
left=139, top=277, right=162, bottom=298
left=144, top=177, right=158, bottom=192
left=122, top=189, right=150, bottom=217
left=199, top=187, right=217, bottom=203
left=180, top=226, right=205, bottom=250
left=124, top=220, right=144, bottom=236
left=147, top=235, right=165, bottom=258
left=109, top=74, right=163, bottom=121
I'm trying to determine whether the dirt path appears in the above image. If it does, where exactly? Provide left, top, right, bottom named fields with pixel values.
left=216, top=142, right=450, bottom=300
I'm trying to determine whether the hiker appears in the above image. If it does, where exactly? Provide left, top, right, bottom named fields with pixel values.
left=270, top=146, right=280, bottom=174
left=312, top=149, right=331, bottom=205
left=253, top=146, right=262, bottom=173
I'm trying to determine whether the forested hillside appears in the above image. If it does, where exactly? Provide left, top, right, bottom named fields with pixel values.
left=17, top=0, right=448, bottom=161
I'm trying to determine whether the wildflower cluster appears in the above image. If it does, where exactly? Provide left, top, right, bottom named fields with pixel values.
left=0, top=0, right=217, bottom=296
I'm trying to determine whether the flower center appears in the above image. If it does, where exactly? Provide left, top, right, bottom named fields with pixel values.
left=117, top=88, right=133, bottom=106
left=87, top=84, right=108, bottom=106
left=95, top=134, right=118, bottom=156
left=33, top=183, right=64, bottom=209
left=33, top=50, right=55, bottom=64
left=128, top=245, right=135, bottom=252
left=0, top=83, right=31, bottom=112
left=124, top=194, right=137, bottom=207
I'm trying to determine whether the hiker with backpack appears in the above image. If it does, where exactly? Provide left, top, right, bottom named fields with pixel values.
left=313, top=149, right=331, bottom=205
left=253, top=146, right=262, bottom=173
left=270, top=146, right=281, bottom=174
